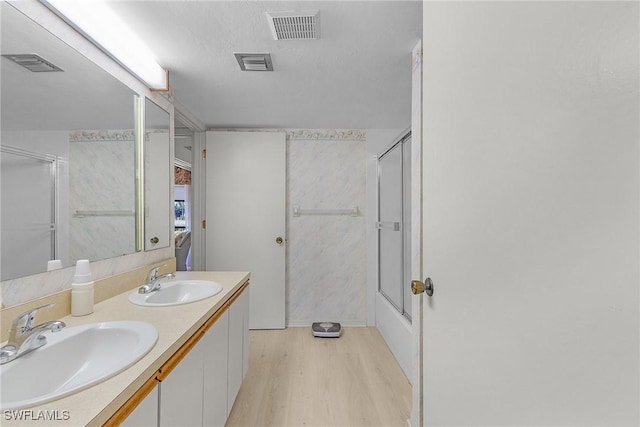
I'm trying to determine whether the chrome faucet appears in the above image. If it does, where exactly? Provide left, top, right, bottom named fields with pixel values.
left=138, top=266, right=175, bottom=294
left=0, top=304, right=66, bottom=365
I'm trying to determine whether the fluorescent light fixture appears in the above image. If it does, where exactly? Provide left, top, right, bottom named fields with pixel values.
left=42, top=0, right=168, bottom=90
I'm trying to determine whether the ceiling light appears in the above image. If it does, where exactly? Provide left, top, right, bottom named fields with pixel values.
left=41, top=0, right=168, bottom=90
left=234, top=53, right=273, bottom=72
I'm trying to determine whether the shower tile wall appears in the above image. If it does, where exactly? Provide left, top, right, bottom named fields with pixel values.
left=286, top=132, right=367, bottom=326
left=69, top=131, right=135, bottom=262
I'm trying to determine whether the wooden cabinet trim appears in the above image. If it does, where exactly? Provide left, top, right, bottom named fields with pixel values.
left=103, top=280, right=249, bottom=426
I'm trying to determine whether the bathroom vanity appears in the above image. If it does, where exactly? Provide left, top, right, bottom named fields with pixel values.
left=1, top=270, right=250, bottom=427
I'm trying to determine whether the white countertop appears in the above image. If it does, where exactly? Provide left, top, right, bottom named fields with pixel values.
left=1, top=271, right=250, bottom=427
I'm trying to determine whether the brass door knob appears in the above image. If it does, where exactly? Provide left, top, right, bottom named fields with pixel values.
left=150, top=237, right=159, bottom=244
left=275, top=236, right=284, bottom=245
left=411, top=280, right=424, bottom=295
left=411, top=278, right=434, bottom=296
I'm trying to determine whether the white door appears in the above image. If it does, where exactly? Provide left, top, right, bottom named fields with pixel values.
left=145, top=131, right=171, bottom=250
left=419, top=2, right=639, bottom=425
left=205, top=131, right=286, bottom=329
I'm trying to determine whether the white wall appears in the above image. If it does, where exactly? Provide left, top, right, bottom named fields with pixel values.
left=422, top=2, right=639, bottom=424
left=287, top=132, right=366, bottom=326
left=175, top=138, right=193, bottom=165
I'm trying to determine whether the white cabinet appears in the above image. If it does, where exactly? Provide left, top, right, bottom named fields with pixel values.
left=127, top=285, right=249, bottom=427
left=121, top=384, right=158, bottom=427
left=203, top=311, right=229, bottom=427
left=124, top=285, right=249, bottom=427
left=159, top=339, right=204, bottom=426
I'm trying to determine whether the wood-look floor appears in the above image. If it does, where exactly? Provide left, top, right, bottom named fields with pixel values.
left=226, top=327, right=412, bottom=427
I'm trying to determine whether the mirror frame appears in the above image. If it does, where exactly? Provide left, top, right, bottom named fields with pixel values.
left=135, top=95, right=145, bottom=252
left=144, top=97, right=172, bottom=251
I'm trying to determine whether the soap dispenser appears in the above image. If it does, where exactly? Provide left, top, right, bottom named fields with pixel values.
left=71, top=259, right=94, bottom=316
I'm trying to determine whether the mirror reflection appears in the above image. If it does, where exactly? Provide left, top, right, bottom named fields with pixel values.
left=0, top=3, right=138, bottom=280
left=144, top=99, right=171, bottom=251
left=174, top=119, right=194, bottom=271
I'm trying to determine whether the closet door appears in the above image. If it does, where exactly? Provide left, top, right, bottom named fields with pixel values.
left=378, top=144, right=404, bottom=310
left=205, top=131, right=286, bottom=329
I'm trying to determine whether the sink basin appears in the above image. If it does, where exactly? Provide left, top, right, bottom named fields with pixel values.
left=0, top=320, right=157, bottom=410
left=128, top=280, right=223, bottom=307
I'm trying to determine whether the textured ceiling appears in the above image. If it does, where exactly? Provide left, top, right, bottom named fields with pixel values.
left=108, top=1, right=423, bottom=130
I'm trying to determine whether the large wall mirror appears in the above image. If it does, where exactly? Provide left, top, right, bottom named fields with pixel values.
left=1, top=3, right=139, bottom=280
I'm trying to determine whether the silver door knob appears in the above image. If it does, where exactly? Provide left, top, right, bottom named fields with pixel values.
left=150, top=237, right=159, bottom=244
left=275, top=236, right=284, bottom=245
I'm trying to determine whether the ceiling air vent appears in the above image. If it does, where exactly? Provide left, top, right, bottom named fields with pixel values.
left=266, top=10, right=320, bottom=40
left=2, top=54, right=63, bottom=72
left=234, top=53, right=273, bottom=72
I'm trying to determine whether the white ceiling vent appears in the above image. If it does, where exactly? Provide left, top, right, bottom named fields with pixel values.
left=234, top=53, right=273, bottom=71
left=266, top=10, right=320, bottom=41
left=2, top=54, right=63, bottom=72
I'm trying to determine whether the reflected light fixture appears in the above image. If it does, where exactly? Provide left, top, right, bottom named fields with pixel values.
left=41, top=0, right=169, bottom=90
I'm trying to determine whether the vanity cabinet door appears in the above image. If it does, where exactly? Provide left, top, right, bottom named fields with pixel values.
left=203, top=310, right=229, bottom=427
left=241, top=289, right=250, bottom=379
left=121, top=383, right=159, bottom=427
left=159, top=339, right=204, bottom=426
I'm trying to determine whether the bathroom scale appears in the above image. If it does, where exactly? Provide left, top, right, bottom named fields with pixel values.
left=312, top=322, right=342, bottom=338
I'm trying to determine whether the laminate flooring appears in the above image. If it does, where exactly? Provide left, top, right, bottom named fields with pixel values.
left=226, top=327, right=412, bottom=427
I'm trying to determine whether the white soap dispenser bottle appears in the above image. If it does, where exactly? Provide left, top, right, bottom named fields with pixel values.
left=71, top=259, right=94, bottom=316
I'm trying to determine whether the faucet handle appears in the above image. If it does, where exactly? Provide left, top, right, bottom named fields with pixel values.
left=12, top=303, right=54, bottom=332
left=146, top=264, right=170, bottom=283
left=146, top=266, right=161, bottom=283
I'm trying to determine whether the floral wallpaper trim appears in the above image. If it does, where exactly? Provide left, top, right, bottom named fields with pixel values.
left=285, top=129, right=365, bottom=141
left=69, top=129, right=135, bottom=142
left=208, top=128, right=366, bottom=142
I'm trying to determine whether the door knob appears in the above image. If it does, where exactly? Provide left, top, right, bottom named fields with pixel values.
left=411, top=277, right=434, bottom=296
left=150, top=236, right=159, bottom=244
left=275, top=236, right=284, bottom=245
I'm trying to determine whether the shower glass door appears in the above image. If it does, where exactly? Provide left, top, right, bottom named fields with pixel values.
left=1, top=146, right=57, bottom=280
left=378, top=142, right=404, bottom=312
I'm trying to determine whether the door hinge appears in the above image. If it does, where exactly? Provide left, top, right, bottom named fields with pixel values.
left=202, top=219, right=206, bottom=229
left=202, top=149, right=206, bottom=159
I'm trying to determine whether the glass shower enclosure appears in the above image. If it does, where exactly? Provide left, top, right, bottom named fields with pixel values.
left=377, top=133, right=412, bottom=320
left=1, top=145, right=58, bottom=280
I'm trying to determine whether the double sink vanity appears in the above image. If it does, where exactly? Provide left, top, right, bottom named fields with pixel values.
left=0, top=267, right=250, bottom=426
